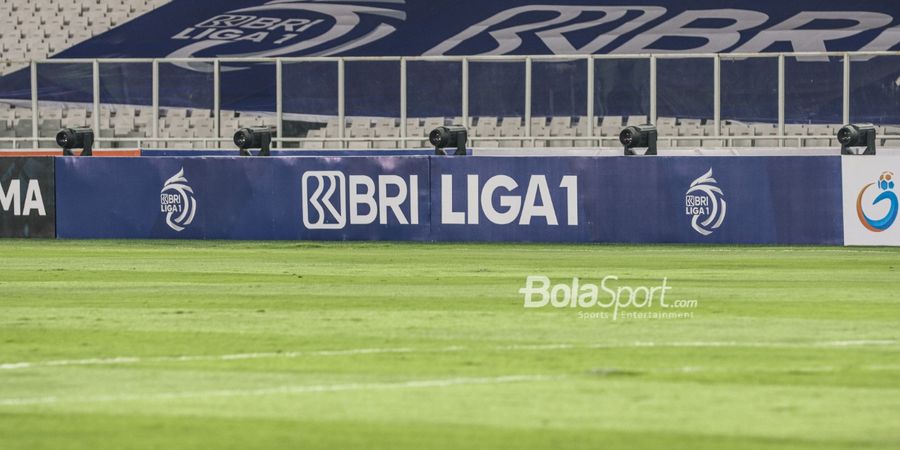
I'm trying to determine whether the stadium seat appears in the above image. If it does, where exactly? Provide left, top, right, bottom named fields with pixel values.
left=374, top=118, right=399, bottom=148
left=404, top=118, right=425, bottom=147
left=548, top=117, right=575, bottom=147
left=626, top=115, right=648, bottom=126
left=0, top=0, right=167, bottom=75
left=599, top=116, right=622, bottom=137
left=725, top=125, right=754, bottom=147
left=657, top=117, right=677, bottom=127
left=0, top=120, right=13, bottom=137
left=530, top=117, right=548, bottom=136
left=422, top=117, right=444, bottom=131
left=302, top=128, right=327, bottom=149
left=677, top=126, right=703, bottom=147
left=474, top=116, right=498, bottom=138
left=803, top=125, right=833, bottom=147
left=499, top=117, right=523, bottom=147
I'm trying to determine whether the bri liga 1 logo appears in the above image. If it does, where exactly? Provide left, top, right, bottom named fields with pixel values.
left=685, top=168, right=726, bottom=236
left=856, top=171, right=898, bottom=232
left=160, top=168, right=197, bottom=232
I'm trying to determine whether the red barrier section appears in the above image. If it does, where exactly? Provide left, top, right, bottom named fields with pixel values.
left=0, top=149, right=141, bottom=157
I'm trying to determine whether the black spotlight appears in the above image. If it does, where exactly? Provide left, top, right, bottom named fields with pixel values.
left=837, top=123, right=876, bottom=155
left=619, top=125, right=657, bottom=156
left=55, top=127, right=94, bottom=156
left=429, top=125, right=467, bottom=156
left=234, top=126, right=275, bottom=156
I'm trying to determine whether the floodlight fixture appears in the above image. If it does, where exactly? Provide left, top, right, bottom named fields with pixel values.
left=429, top=125, right=468, bottom=156
left=234, top=126, right=275, bottom=156
left=837, top=123, right=876, bottom=155
left=55, top=127, right=94, bottom=156
left=619, top=125, right=657, bottom=156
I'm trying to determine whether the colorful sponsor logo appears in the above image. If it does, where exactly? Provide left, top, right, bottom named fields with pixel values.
left=856, top=171, right=898, bottom=232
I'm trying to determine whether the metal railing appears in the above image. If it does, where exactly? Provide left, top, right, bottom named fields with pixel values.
left=2, top=51, right=900, bottom=149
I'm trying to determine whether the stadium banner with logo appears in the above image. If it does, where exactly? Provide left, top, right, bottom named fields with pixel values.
left=0, top=157, right=55, bottom=238
left=55, top=156, right=430, bottom=240
left=55, top=155, right=843, bottom=244
left=0, top=1, right=897, bottom=123
left=841, top=156, right=900, bottom=246
left=430, top=156, right=843, bottom=244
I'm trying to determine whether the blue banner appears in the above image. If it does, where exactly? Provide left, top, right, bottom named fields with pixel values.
left=55, top=155, right=844, bottom=244
left=45, top=1, right=900, bottom=59
left=593, top=156, right=844, bottom=244
left=429, top=156, right=843, bottom=244
left=1, top=1, right=898, bottom=123
left=55, top=156, right=430, bottom=240
left=429, top=157, right=592, bottom=242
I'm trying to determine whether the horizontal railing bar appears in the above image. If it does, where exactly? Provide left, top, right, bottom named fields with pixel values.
left=23, top=50, right=900, bottom=66
left=5, top=134, right=898, bottom=144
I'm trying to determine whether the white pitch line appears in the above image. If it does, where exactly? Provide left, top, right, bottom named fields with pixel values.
left=0, top=374, right=559, bottom=407
left=0, top=340, right=896, bottom=371
left=0, top=347, right=429, bottom=370
left=618, top=339, right=900, bottom=349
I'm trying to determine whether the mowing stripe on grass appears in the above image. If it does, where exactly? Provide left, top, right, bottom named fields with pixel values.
left=0, top=375, right=560, bottom=407
left=2, top=340, right=896, bottom=371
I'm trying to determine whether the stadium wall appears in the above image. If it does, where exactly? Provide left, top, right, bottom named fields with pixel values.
left=50, top=155, right=849, bottom=244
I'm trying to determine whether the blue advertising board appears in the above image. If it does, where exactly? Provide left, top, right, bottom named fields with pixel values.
left=429, top=156, right=843, bottom=244
left=429, top=157, right=591, bottom=243
left=55, top=155, right=844, bottom=244
left=55, top=156, right=430, bottom=240
left=585, top=156, right=843, bottom=244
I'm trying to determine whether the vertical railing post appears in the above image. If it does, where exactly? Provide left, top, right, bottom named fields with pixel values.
left=337, top=58, right=345, bottom=149
left=276, top=58, right=283, bottom=149
left=649, top=55, right=657, bottom=124
left=524, top=56, right=532, bottom=143
left=152, top=59, right=159, bottom=145
left=30, top=61, right=38, bottom=149
left=713, top=54, right=721, bottom=138
left=92, top=59, right=100, bottom=146
left=213, top=59, right=221, bottom=148
left=461, top=57, right=469, bottom=130
left=842, top=52, right=851, bottom=125
left=400, top=57, right=407, bottom=146
left=777, top=53, right=785, bottom=147
left=586, top=55, right=595, bottom=144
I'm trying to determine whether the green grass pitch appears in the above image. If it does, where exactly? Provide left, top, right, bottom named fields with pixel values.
left=1, top=241, right=899, bottom=449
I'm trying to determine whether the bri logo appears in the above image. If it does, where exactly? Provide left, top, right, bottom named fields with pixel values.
left=301, top=171, right=419, bottom=230
left=856, top=171, right=898, bottom=232
left=685, top=168, right=726, bottom=236
left=160, top=168, right=197, bottom=232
